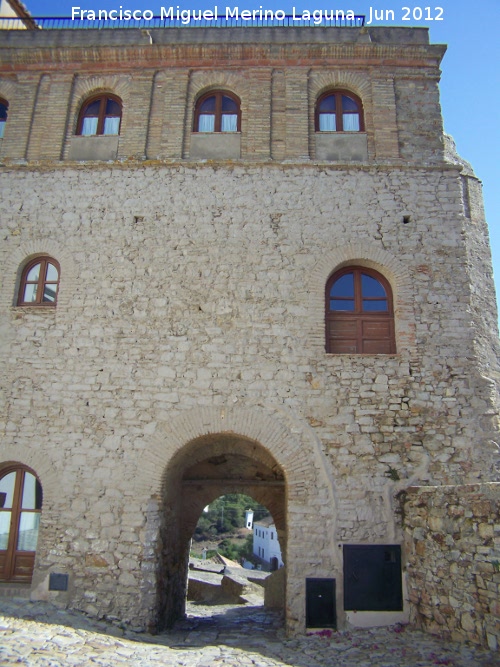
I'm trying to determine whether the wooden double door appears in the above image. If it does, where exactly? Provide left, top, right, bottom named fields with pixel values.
left=0, top=466, right=42, bottom=582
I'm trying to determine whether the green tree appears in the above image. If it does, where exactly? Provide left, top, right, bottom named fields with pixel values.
left=217, top=533, right=255, bottom=562
left=193, top=494, right=269, bottom=540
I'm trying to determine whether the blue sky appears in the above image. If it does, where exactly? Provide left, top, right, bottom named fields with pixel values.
left=21, top=0, right=500, bottom=321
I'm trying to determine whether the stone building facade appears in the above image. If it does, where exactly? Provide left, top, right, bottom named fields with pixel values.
left=0, top=21, right=499, bottom=642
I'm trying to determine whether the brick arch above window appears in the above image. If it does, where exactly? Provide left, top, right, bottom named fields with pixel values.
left=326, top=266, right=395, bottom=354
left=71, top=75, right=131, bottom=122
left=74, top=76, right=130, bottom=97
left=0, top=78, right=17, bottom=112
left=310, top=70, right=371, bottom=103
left=310, top=245, right=412, bottom=304
left=17, top=256, right=60, bottom=306
left=189, top=70, right=246, bottom=100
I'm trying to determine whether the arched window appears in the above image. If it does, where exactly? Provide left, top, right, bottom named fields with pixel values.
left=77, top=94, right=122, bottom=136
left=316, top=90, right=364, bottom=132
left=0, top=98, right=8, bottom=139
left=18, top=257, right=60, bottom=306
left=0, top=465, right=43, bottom=582
left=326, top=267, right=395, bottom=354
left=194, top=91, right=241, bottom=133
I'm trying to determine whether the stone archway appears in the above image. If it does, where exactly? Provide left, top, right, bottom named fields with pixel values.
left=140, top=405, right=339, bottom=635
left=158, top=433, right=286, bottom=629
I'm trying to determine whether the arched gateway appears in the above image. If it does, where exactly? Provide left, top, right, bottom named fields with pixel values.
left=140, top=405, right=339, bottom=634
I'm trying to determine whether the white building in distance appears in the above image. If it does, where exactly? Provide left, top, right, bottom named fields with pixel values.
left=253, top=516, right=284, bottom=571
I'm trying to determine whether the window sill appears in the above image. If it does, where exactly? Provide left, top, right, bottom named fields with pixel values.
left=324, top=352, right=399, bottom=356
left=316, top=131, right=366, bottom=134
left=13, top=304, right=57, bottom=311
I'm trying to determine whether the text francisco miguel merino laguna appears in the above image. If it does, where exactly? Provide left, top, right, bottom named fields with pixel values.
left=71, top=6, right=364, bottom=24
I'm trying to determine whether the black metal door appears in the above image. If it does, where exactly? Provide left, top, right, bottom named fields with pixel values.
left=306, top=578, right=336, bottom=628
left=343, top=544, right=402, bottom=611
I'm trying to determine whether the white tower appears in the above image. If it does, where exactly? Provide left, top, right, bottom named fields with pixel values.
left=245, top=510, right=254, bottom=529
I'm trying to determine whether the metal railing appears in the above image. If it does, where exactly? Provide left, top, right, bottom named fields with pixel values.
left=0, top=13, right=365, bottom=30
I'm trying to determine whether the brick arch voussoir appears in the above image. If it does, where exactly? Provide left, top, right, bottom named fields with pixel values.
left=0, top=79, right=17, bottom=103
left=73, top=75, right=131, bottom=106
left=310, top=71, right=371, bottom=103
left=190, top=72, right=248, bottom=103
left=311, top=243, right=412, bottom=301
left=139, top=405, right=328, bottom=505
left=4, top=241, right=78, bottom=309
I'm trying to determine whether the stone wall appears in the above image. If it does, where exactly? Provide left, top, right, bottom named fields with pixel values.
left=264, top=567, right=286, bottom=609
left=0, top=160, right=499, bottom=631
left=1, top=24, right=499, bottom=637
left=403, top=484, right=500, bottom=651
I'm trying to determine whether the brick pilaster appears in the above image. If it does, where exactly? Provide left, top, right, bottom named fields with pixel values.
left=284, top=69, right=309, bottom=160
left=371, top=76, right=399, bottom=159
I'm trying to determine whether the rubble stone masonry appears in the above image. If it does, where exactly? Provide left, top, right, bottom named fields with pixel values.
left=0, top=25, right=499, bottom=642
left=404, top=484, right=500, bottom=651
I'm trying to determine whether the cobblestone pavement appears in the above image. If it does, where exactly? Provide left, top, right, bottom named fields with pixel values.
left=0, top=598, right=498, bottom=667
